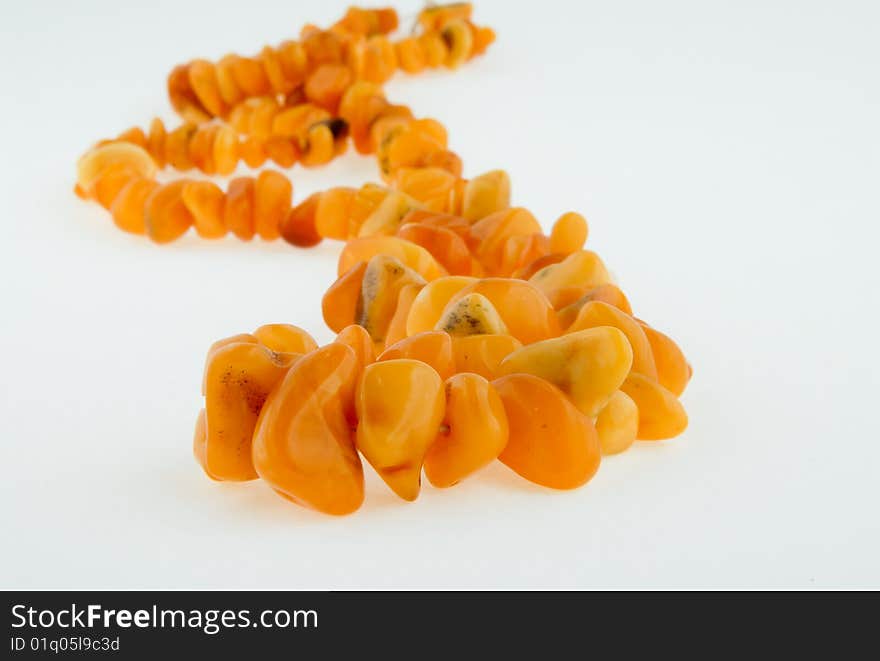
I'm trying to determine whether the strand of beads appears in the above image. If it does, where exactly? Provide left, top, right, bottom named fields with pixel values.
left=75, top=5, right=491, bottom=245
left=168, top=5, right=494, bottom=122
left=73, top=4, right=692, bottom=517
left=197, top=244, right=692, bottom=514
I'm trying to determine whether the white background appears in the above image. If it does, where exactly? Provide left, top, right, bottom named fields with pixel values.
left=1, top=0, right=878, bottom=589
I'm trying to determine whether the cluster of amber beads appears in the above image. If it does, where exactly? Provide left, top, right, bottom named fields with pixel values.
left=74, top=4, right=692, bottom=516
left=168, top=4, right=494, bottom=123
left=189, top=213, right=691, bottom=515
left=197, top=208, right=691, bottom=514
left=73, top=91, right=465, bottom=243
left=75, top=45, right=475, bottom=242
left=97, top=103, right=349, bottom=175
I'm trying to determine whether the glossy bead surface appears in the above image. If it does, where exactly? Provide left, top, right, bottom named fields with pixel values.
left=405, top=276, right=478, bottom=336
left=338, top=236, right=447, bottom=281
left=549, top=212, right=588, bottom=254
left=355, top=359, right=445, bottom=501
left=493, top=374, right=601, bottom=490
left=144, top=181, right=193, bottom=244
left=450, top=278, right=559, bottom=344
left=619, top=373, right=688, bottom=441
left=253, top=344, right=365, bottom=515
left=640, top=323, right=691, bottom=396
left=567, top=300, right=657, bottom=380
left=378, top=331, right=455, bottom=380
left=451, top=333, right=522, bottom=380
left=200, top=339, right=297, bottom=481
left=182, top=181, right=226, bottom=239
left=595, top=391, right=639, bottom=455
left=434, top=293, right=508, bottom=336
left=498, top=327, right=633, bottom=417
left=356, top=255, right=426, bottom=344
left=528, top=250, right=610, bottom=296
left=425, top=373, right=509, bottom=487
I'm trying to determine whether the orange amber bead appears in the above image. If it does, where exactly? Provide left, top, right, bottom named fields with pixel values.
left=424, top=149, right=464, bottom=180
left=277, top=42, right=308, bottom=86
left=549, top=212, right=588, bottom=254
left=356, top=191, right=421, bottom=237
left=619, top=373, right=688, bottom=440
left=231, top=56, right=270, bottom=97
left=335, top=324, right=376, bottom=375
left=356, top=255, right=426, bottom=345
left=546, top=284, right=591, bottom=311
left=240, top=135, right=267, bottom=168
left=304, top=63, right=352, bottom=112
left=301, top=29, right=345, bottom=67
left=450, top=333, right=522, bottom=380
left=165, top=125, right=196, bottom=170
left=252, top=343, right=365, bottom=515
left=361, top=35, right=398, bottom=84
left=425, top=373, right=509, bottom=488
left=528, top=250, right=611, bottom=296
left=224, top=177, right=256, bottom=241
left=492, top=374, right=601, bottom=490
left=215, top=55, right=244, bottom=107
left=462, top=170, right=510, bottom=223
left=405, top=276, right=478, bottom=336
left=555, top=284, right=633, bottom=328
left=182, top=181, right=226, bottom=239
left=264, top=137, right=299, bottom=168
left=199, top=340, right=297, bottom=481
left=595, top=391, right=639, bottom=455
left=471, top=25, right=496, bottom=56
left=393, top=167, right=457, bottom=212
left=418, top=32, right=447, bottom=68
left=442, top=20, right=474, bottom=69
left=323, top=261, right=368, bottom=333
left=254, top=170, right=292, bottom=240
left=315, top=186, right=357, bottom=239
left=280, top=192, right=323, bottom=247
left=188, top=125, right=219, bottom=174
left=260, top=45, right=292, bottom=95
left=110, top=178, right=158, bottom=235
left=144, top=180, right=194, bottom=244
left=450, top=278, right=560, bottom=344
left=188, top=59, right=227, bottom=118
left=640, top=323, right=691, bottom=396
left=252, top=324, right=317, bottom=354
left=167, top=64, right=208, bottom=122
left=337, top=236, right=447, bottom=281
left=512, top=253, right=567, bottom=281
left=383, top=283, right=423, bottom=349
left=202, top=333, right=258, bottom=393
left=78, top=137, right=146, bottom=178
left=567, top=300, right=657, bottom=380
left=355, top=359, right=445, bottom=501
left=469, top=208, right=541, bottom=275
left=498, top=327, right=633, bottom=417
left=397, top=222, right=472, bottom=275
left=378, top=331, right=456, bottom=380
left=405, top=211, right=474, bottom=245
left=92, top=164, right=137, bottom=210
left=497, top=233, right=551, bottom=277
left=435, top=293, right=508, bottom=336
left=379, top=118, right=447, bottom=178
left=213, top=125, right=239, bottom=175
left=396, top=37, right=427, bottom=73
